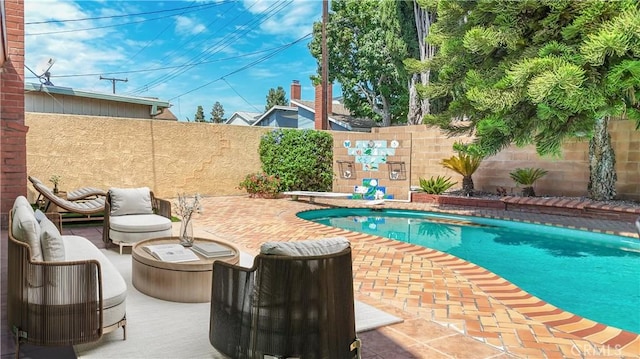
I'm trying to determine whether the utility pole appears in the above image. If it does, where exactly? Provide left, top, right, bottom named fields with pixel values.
left=321, top=0, right=329, bottom=130
left=99, top=76, right=128, bottom=94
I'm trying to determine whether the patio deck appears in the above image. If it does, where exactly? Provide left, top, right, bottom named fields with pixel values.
left=2, top=196, right=639, bottom=358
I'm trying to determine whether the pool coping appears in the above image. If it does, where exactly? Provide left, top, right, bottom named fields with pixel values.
left=294, top=200, right=640, bottom=357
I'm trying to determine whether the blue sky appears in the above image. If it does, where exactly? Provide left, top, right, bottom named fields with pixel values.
left=24, top=0, right=329, bottom=120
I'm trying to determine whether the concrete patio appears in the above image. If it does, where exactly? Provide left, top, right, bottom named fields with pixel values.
left=2, top=196, right=639, bottom=358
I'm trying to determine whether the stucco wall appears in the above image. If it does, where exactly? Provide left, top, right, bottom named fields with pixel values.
left=373, top=120, right=639, bottom=200
left=25, top=113, right=267, bottom=201
left=24, top=113, right=639, bottom=203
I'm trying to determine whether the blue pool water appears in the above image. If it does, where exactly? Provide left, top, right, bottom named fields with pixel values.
left=298, top=208, right=640, bottom=334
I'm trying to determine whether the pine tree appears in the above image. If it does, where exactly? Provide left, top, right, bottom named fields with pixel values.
left=265, top=87, right=287, bottom=111
left=425, top=0, right=639, bottom=200
left=194, top=105, right=206, bottom=122
left=210, top=102, right=225, bottom=123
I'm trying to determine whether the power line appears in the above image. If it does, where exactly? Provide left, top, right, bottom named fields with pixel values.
left=126, top=0, right=286, bottom=95
left=25, top=2, right=225, bottom=25
left=25, top=2, right=223, bottom=36
left=117, top=0, right=239, bottom=79
left=222, top=78, right=262, bottom=113
left=30, top=47, right=282, bottom=79
left=126, top=1, right=293, bottom=96
left=169, top=32, right=311, bottom=101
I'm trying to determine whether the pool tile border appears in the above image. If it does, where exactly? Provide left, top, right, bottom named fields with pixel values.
left=293, top=199, right=640, bottom=357
left=196, top=197, right=639, bottom=358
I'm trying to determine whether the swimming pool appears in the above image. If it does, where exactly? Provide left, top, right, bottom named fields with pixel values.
left=298, top=208, right=640, bottom=334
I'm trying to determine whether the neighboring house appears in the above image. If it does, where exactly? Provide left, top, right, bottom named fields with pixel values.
left=225, top=111, right=261, bottom=126
left=252, top=105, right=307, bottom=128
left=249, top=80, right=378, bottom=132
left=24, top=83, right=174, bottom=120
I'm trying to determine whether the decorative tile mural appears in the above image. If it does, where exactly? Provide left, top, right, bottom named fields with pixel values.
left=343, top=140, right=397, bottom=172
left=352, top=178, right=394, bottom=200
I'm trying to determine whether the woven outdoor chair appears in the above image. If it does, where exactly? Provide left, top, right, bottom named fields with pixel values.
left=210, top=237, right=361, bottom=359
left=30, top=178, right=106, bottom=216
left=29, top=176, right=107, bottom=201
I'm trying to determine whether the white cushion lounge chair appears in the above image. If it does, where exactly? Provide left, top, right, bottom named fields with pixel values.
left=103, top=187, right=172, bottom=254
left=30, top=178, right=106, bottom=217
left=29, top=176, right=107, bottom=201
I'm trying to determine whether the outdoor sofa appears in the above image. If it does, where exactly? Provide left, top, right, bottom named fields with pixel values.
left=7, top=196, right=127, bottom=356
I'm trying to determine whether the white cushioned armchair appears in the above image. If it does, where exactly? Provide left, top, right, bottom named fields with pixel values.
left=102, top=187, right=172, bottom=254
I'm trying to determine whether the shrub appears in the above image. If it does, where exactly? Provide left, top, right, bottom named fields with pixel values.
left=259, top=129, right=333, bottom=192
left=418, top=176, right=457, bottom=194
left=440, top=142, right=485, bottom=196
left=238, top=173, right=281, bottom=198
left=440, top=153, right=483, bottom=196
left=509, top=167, right=548, bottom=197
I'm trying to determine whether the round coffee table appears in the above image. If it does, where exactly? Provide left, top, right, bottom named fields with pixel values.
left=132, top=237, right=239, bottom=303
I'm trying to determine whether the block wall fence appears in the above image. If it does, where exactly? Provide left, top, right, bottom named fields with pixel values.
left=19, top=113, right=640, bottom=209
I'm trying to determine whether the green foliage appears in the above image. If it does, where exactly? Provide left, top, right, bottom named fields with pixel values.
left=418, top=176, right=457, bottom=194
left=424, top=0, right=639, bottom=157
left=309, top=0, right=417, bottom=126
left=237, top=173, right=281, bottom=198
left=509, top=168, right=548, bottom=186
left=259, top=129, right=333, bottom=192
left=265, top=87, right=287, bottom=111
left=509, top=167, right=549, bottom=197
left=210, top=102, right=225, bottom=123
left=422, top=0, right=639, bottom=200
left=440, top=153, right=482, bottom=177
left=194, top=105, right=206, bottom=122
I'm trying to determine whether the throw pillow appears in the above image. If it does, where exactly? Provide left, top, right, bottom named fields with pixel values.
left=40, top=216, right=65, bottom=262
left=12, top=205, right=43, bottom=261
left=12, top=195, right=33, bottom=214
left=260, top=236, right=350, bottom=256
left=109, top=187, right=153, bottom=216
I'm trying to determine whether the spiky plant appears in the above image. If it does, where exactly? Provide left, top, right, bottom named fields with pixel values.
left=509, top=167, right=548, bottom=197
left=440, top=153, right=483, bottom=196
left=419, top=176, right=457, bottom=195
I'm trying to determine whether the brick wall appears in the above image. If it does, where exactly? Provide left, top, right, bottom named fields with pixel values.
left=1, top=0, right=26, bottom=227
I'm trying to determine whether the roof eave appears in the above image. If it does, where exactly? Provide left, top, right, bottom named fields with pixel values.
left=24, top=83, right=171, bottom=109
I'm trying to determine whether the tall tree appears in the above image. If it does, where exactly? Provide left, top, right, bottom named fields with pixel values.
left=309, top=0, right=417, bottom=126
left=194, top=105, right=206, bottom=122
left=404, top=0, right=437, bottom=125
left=210, top=101, right=225, bottom=123
left=265, top=87, right=287, bottom=111
left=425, top=0, right=639, bottom=200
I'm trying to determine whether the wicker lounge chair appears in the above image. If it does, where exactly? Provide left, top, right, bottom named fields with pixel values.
left=210, top=237, right=361, bottom=359
left=30, top=178, right=105, bottom=216
left=29, top=176, right=107, bottom=201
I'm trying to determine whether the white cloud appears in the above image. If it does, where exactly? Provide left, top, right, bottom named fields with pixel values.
left=242, top=0, right=320, bottom=37
left=175, top=16, right=207, bottom=36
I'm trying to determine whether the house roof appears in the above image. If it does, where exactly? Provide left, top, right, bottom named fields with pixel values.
left=24, top=83, right=171, bottom=113
left=225, top=111, right=261, bottom=125
left=153, top=107, right=178, bottom=121
left=251, top=105, right=297, bottom=126
left=291, top=99, right=379, bottom=132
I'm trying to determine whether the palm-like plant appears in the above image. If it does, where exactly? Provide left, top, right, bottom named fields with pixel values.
left=509, top=167, right=548, bottom=197
left=440, top=153, right=483, bottom=196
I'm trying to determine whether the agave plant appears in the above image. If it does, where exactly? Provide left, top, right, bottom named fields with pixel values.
left=440, top=153, right=483, bottom=196
left=509, top=167, right=548, bottom=197
left=418, top=176, right=457, bottom=195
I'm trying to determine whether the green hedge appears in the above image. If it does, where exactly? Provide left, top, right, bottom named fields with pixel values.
left=259, top=129, right=333, bottom=192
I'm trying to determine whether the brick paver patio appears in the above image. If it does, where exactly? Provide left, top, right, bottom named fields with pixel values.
left=190, top=196, right=639, bottom=359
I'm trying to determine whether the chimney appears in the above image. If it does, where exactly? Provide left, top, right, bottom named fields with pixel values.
left=290, top=80, right=301, bottom=107
left=314, top=83, right=333, bottom=130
